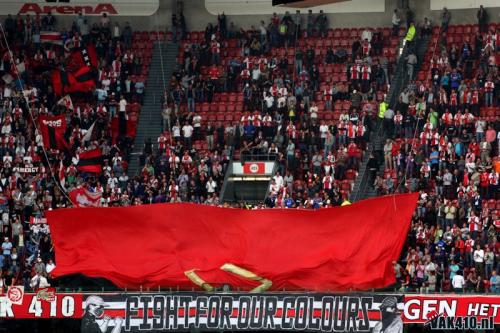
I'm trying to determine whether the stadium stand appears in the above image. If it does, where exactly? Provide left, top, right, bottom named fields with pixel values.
left=365, top=21, right=499, bottom=293
left=0, top=6, right=497, bottom=298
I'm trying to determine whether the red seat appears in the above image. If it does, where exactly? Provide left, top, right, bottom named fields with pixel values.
left=201, top=103, right=210, bottom=113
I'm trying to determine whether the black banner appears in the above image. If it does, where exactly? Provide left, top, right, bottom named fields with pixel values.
left=12, top=164, right=39, bottom=174
left=81, top=293, right=404, bottom=333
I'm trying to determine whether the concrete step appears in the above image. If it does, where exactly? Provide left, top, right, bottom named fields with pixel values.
left=127, top=41, right=179, bottom=176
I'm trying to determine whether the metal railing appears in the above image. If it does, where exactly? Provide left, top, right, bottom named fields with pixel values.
left=32, top=282, right=500, bottom=295
left=234, top=153, right=279, bottom=163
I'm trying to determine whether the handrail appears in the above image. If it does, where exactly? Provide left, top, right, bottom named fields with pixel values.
left=233, top=153, right=278, bottom=162
left=219, top=147, right=234, bottom=201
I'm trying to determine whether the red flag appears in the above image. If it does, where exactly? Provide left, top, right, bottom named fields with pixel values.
left=243, top=162, right=265, bottom=174
left=69, top=188, right=102, bottom=207
left=76, top=148, right=103, bottom=173
left=46, top=193, right=419, bottom=291
left=40, top=31, right=62, bottom=45
left=38, top=115, right=67, bottom=150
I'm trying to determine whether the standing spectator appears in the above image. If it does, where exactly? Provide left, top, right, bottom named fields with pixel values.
left=171, top=14, right=178, bottom=43
left=404, top=22, right=416, bottom=50
left=2, top=237, right=12, bottom=257
left=306, top=10, right=314, bottom=37
left=315, top=10, right=328, bottom=38
left=484, top=77, right=494, bottom=107
left=440, top=7, right=451, bottom=32
left=484, top=247, right=494, bottom=278
left=392, top=9, right=401, bottom=37
left=490, top=271, right=499, bottom=293
left=384, top=139, right=393, bottom=170
left=182, top=121, right=193, bottom=148
left=451, top=270, right=465, bottom=293
left=122, top=22, right=132, bottom=49
left=473, top=244, right=485, bottom=277
left=421, top=17, right=432, bottom=37
left=406, top=52, right=417, bottom=81
left=477, top=5, right=488, bottom=34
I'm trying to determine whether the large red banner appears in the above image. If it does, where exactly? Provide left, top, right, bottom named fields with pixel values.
left=46, top=193, right=418, bottom=291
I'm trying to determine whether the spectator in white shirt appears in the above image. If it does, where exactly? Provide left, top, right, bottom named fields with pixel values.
left=451, top=271, right=465, bottom=293
left=119, top=95, right=127, bottom=114
left=269, top=179, right=280, bottom=196
left=192, top=114, right=202, bottom=140
left=46, top=259, right=56, bottom=274
left=206, top=177, right=217, bottom=194
left=273, top=171, right=284, bottom=189
left=30, top=272, right=50, bottom=290
left=473, top=244, right=485, bottom=276
left=172, top=122, right=181, bottom=141
left=181, top=121, right=194, bottom=148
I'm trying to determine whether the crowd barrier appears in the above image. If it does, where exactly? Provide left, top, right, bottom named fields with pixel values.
left=1, top=289, right=499, bottom=332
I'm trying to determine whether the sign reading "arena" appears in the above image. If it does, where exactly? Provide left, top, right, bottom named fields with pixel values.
left=2, top=0, right=159, bottom=16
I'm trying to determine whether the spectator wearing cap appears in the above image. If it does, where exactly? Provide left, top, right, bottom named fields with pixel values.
left=2, top=237, right=12, bottom=258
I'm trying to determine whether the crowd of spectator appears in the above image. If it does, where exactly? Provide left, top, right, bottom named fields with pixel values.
left=0, top=12, right=148, bottom=292
left=380, top=7, right=499, bottom=293
left=153, top=10, right=402, bottom=211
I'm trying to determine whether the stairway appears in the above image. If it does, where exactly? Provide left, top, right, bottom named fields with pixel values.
left=350, top=34, right=431, bottom=202
left=128, top=42, right=178, bottom=176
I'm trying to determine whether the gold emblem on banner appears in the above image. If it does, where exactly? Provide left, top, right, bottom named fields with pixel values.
left=184, top=263, right=272, bottom=292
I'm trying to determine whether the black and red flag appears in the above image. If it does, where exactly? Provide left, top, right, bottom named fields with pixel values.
left=51, top=69, right=67, bottom=96
left=38, top=115, right=68, bottom=150
left=110, top=117, right=137, bottom=144
left=51, top=67, right=96, bottom=95
left=76, top=148, right=103, bottom=173
left=66, top=66, right=96, bottom=93
left=67, top=43, right=98, bottom=72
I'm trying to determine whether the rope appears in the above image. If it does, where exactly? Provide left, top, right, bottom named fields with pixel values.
left=155, top=13, right=173, bottom=145
left=393, top=30, right=438, bottom=195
